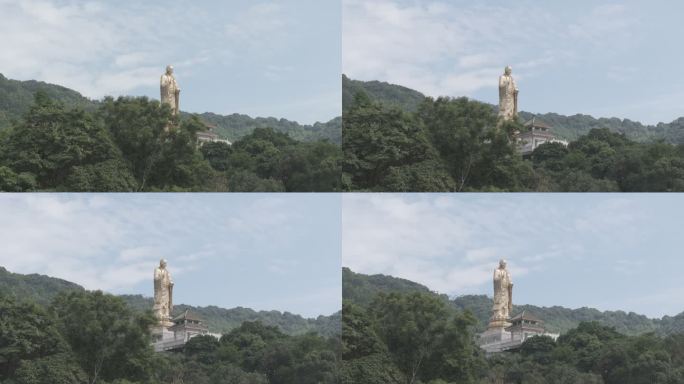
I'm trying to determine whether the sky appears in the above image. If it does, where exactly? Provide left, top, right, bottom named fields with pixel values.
left=343, top=193, right=684, bottom=319
left=343, top=0, right=684, bottom=125
left=0, top=0, right=341, bottom=125
left=0, top=194, right=341, bottom=318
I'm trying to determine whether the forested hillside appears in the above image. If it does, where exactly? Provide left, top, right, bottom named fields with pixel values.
left=121, top=294, right=340, bottom=338
left=342, top=75, right=426, bottom=114
left=0, top=266, right=83, bottom=306
left=343, top=81, right=684, bottom=192
left=0, top=92, right=341, bottom=192
left=343, top=75, right=684, bottom=144
left=342, top=268, right=684, bottom=383
left=0, top=73, right=341, bottom=143
left=0, top=74, right=97, bottom=130
left=199, top=112, right=341, bottom=144
left=1, top=291, right=339, bottom=384
left=343, top=268, right=682, bottom=336
left=0, top=266, right=339, bottom=338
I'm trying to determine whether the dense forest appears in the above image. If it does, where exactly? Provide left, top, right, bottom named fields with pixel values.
left=343, top=268, right=684, bottom=337
left=0, top=266, right=340, bottom=339
left=342, top=75, right=684, bottom=143
left=0, top=74, right=341, bottom=192
left=0, top=267, right=341, bottom=383
left=343, top=76, right=684, bottom=192
left=0, top=74, right=341, bottom=143
left=342, top=268, right=684, bottom=383
left=0, top=291, right=339, bottom=384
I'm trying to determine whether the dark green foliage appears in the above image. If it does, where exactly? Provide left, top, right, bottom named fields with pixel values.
left=177, top=322, right=339, bottom=384
left=0, top=166, right=36, bottom=191
left=369, top=292, right=485, bottom=384
left=0, top=272, right=339, bottom=384
left=0, top=268, right=339, bottom=340
left=200, top=141, right=232, bottom=171
left=342, top=267, right=436, bottom=307
left=51, top=291, right=157, bottom=384
left=12, top=352, right=87, bottom=384
left=0, top=76, right=342, bottom=192
left=204, top=127, right=342, bottom=192
left=0, top=93, right=135, bottom=191
left=342, top=75, right=426, bottom=114
left=198, top=112, right=341, bottom=144
left=343, top=92, right=537, bottom=191
left=342, top=269, right=684, bottom=384
left=343, top=93, right=445, bottom=191
left=342, top=291, right=486, bottom=384
left=344, top=75, right=684, bottom=144
left=0, top=296, right=82, bottom=381
left=0, top=74, right=96, bottom=131
left=0, top=267, right=84, bottom=307
left=341, top=303, right=385, bottom=360
left=343, top=77, right=684, bottom=191
left=0, top=73, right=340, bottom=144
left=345, top=268, right=678, bottom=337
left=341, top=302, right=405, bottom=384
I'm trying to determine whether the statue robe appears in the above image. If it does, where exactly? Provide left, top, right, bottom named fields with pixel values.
left=154, top=267, right=173, bottom=322
left=160, top=74, right=180, bottom=115
left=498, top=74, right=517, bottom=121
left=492, top=267, right=512, bottom=321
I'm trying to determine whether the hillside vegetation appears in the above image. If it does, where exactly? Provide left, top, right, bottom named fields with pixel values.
left=343, top=268, right=683, bottom=336
left=0, top=73, right=340, bottom=143
left=343, top=77, right=684, bottom=192
left=342, top=268, right=684, bottom=383
left=343, top=75, right=684, bottom=143
left=0, top=266, right=339, bottom=338
left=0, top=93, right=341, bottom=192
left=1, top=291, right=339, bottom=384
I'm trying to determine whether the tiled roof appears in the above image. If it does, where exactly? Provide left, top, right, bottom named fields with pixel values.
left=509, top=310, right=542, bottom=323
left=172, top=309, right=202, bottom=322
left=524, top=117, right=552, bottom=130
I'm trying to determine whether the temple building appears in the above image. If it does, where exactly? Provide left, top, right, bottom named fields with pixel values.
left=478, top=260, right=559, bottom=354
left=153, top=310, right=221, bottom=352
left=479, top=310, right=559, bottom=354
left=516, top=118, right=568, bottom=156
left=196, top=123, right=232, bottom=146
left=150, top=261, right=220, bottom=352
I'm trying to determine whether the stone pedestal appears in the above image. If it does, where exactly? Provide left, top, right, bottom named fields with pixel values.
left=479, top=326, right=515, bottom=354
left=151, top=326, right=174, bottom=342
left=480, top=327, right=511, bottom=346
left=488, top=318, right=511, bottom=329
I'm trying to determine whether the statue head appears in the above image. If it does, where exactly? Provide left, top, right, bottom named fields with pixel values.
left=159, top=258, right=167, bottom=268
left=165, top=65, right=174, bottom=75
left=499, top=259, right=507, bottom=269
left=504, top=66, right=512, bottom=75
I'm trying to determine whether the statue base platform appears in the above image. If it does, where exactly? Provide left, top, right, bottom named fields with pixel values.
left=479, top=326, right=515, bottom=354
left=488, top=319, right=511, bottom=329
left=151, top=325, right=174, bottom=342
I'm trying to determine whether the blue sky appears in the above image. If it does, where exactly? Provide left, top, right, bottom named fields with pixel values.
left=0, top=0, right=341, bottom=124
left=343, top=194, right=684, bottom=318
left=344, top=0, right=684, bottom=125
left=0, top=194, right=341, bottom=318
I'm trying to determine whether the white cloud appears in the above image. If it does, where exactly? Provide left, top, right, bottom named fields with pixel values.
left=0, top=195, right=303, bottom=294
left=343, top=1, right=639, bottom=98
left=342, top=194, right=646, bottom=296
left=567, top=4, right=640, bottom=49
left=224, top=3, right=290, bottom=50
left=0, top=0, right=293, bottom=100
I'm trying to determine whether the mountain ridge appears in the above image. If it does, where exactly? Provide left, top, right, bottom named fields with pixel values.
left=342, top=74, right=684, bottom=144
left=0, top=73, right=341, bottom=144
left=343, top=267, right=683, bottom=336
left=0, top=265, right=340, bottom=337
